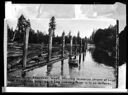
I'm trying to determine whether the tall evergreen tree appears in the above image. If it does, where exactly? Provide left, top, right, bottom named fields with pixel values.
left=12, top=14, right=31, bottom=43
left=49, top=16, right=56, bottom=32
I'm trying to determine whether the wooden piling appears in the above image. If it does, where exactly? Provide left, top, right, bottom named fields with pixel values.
left=62, top=31, right=65, bottom=58
left=47, top=29, right=53, bottom=62
left=83, top=38, right=87, bottom=61
left=61, top=31, right=65, bottom=75
left=83, top=39, right=85, bottom=61
left=46, top=29, right=53, bottom=87
left=74, top=39, right=77, bottom=59
left=80, top=39, right=82, bottom=53
left=85, top=38, right=87, bottom=52
left=22, top=27, right=30, bottom=68
left=22, top=26, right=30, bottom=79
left=69, top=34, right=73, bottom=60
left=79, top=39, right=82, bottom=64
left=47, top=29, right=53, bottom=76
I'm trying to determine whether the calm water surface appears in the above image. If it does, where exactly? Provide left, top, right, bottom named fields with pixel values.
left=8, top=49, right=116, bottom=88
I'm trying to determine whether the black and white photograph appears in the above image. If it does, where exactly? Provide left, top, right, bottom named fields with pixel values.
left=3, top=1, right=127, bottom=92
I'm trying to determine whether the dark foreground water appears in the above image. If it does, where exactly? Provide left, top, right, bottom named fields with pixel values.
left=8, top=49, right=117, bottom=88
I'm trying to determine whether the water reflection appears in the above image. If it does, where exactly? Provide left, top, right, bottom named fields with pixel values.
left=91, top=48, right=116, bottom=68
left=15, top=46, right=116, bottom=87
left=46, top=52, right=88, bottom=78
left=61, top=60, right=64, bottom=76
left=79, top=54, right=81, bottom=65
left=47, top=64, right=53, bottom=76
left=39, top=51, right=88, bottom=78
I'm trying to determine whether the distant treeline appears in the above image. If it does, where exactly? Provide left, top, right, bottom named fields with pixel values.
left=7, top=15, right=87, bottom=45
left=90, top=25, right=117, bottom=52
left=8, top=28, right=82, bottom=45
left=7, top=25, right=86, bottom=45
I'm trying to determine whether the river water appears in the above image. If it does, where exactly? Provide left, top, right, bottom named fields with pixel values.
left=8, top=49, right=117, bottom=88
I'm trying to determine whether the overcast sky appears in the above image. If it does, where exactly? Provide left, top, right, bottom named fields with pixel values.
left=6, top=18, right=116, bottom=38
left=5, top=2, right=125, bottom=37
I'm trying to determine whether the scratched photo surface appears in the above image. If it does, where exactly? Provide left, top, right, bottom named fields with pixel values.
left=5, top=2, right=126, bottom=88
